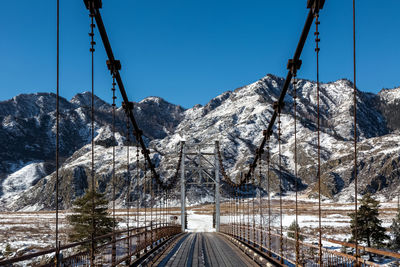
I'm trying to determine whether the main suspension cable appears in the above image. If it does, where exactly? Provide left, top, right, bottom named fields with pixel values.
left=314, top=10, right=323, bottom=266
left=267, top=138, right=272, bottom=255
left=235, top=185, right=238, bottom=238
left=241, top=182, right=245, bottom=240
left=89, top=10, right=96, bottom=265
left=240, top=181, right=243, bottom=240
left=164, top=187, right=167, bottom=226
left=111, top=75, right=117, bottom=264
left=277, top=104, right=284, bottom=264
left=157, top=183, right=160, bottom=229
left=136, top=134, right=140, bottom=230
left=150, top=169, right=154, bottom=247
left=166, top=189, right=169, bottom=227
left=252, top=171, right=256, bottom=244
left=247, top=182, right=250, bottom=243
left=230, top=186, right=233, bottom=234
left=293, top=71, right=300, bottom=266
left=126, top=115, right=131, bottom=262
left=258, top=154, right=263, bottom=251
left=353, top=0, right=359, bottom=264
left=144, top=153, right=148, bottom=251
left=55, top=0, right=60, bottom=265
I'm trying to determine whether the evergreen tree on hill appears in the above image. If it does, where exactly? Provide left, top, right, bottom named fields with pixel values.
left=349, top=193, right=389, bottom=260
left=287, top=220, right=304, bottom=241
left=67, top=190, right=115, bottom=248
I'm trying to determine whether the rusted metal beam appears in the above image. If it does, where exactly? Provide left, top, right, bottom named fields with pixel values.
left=83, top=0, right=173, bottom=189
left=244, top=1, right=325, bottom=183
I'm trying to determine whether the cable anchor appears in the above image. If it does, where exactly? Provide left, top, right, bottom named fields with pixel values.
left=106, top=59, right=122, bottom=76
left=287, top=59, right=302, bottom=76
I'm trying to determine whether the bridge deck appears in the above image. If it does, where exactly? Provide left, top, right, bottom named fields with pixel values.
left=155, top=232, right=258, bottom=267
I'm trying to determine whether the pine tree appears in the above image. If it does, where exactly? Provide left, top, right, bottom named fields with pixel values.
left=287, top=220, right=304, bottom=241
left=4, top=243, right=12, bottom=257
left=390, top=208, right=400, bottom=251
left=67, top=190, right=115, bottom=248
left=349, top=194, right=389, bottom=260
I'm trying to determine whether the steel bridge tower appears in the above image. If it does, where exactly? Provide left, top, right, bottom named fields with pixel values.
left=180, top=141, right=220, bottom=232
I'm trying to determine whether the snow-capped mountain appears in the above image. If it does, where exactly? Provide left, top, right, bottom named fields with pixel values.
left=0, top=92, right=184, bottom=209
left=1, top=74, right=400, bottom=211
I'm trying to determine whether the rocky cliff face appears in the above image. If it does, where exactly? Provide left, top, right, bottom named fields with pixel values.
left=1, top=74, right=400, bottom=211
left=377, top=87, right=400, bottom=131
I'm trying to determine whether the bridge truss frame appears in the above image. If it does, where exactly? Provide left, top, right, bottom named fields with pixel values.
left=180, top=141, right=221, bottom=232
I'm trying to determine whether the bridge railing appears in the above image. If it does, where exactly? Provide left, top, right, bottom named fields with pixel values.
left=0, top=223, right=181, bottom=266
left=221, top=224, right=400, bottom=266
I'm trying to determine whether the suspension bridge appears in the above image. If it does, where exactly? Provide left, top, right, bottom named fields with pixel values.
left=1, top=0, right=400, bottom=266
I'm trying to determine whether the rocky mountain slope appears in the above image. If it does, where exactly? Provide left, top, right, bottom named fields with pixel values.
left=0, top=92, right=184, bottom=209
left=1, top=74, right=400, bottom=211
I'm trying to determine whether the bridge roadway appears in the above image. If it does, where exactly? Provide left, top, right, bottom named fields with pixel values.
left=153, top=232, right=258, bottom=267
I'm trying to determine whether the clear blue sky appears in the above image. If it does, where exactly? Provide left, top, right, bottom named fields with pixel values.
left=0, top=0, right=399, bottom=108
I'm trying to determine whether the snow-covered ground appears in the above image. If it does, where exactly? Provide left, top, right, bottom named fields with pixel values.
left=186, top=210, right=215, bottom=232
